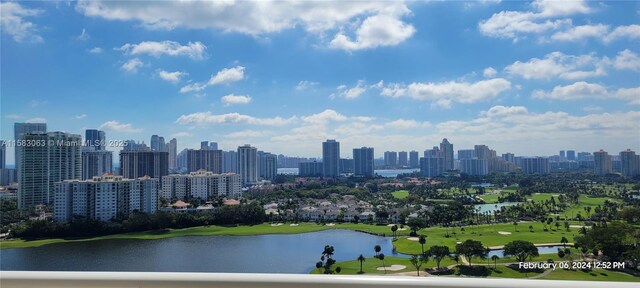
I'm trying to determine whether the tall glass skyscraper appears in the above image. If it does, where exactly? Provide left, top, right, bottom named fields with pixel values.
left=353, top=147, right=374, bottom=177
left=322, top=140, right=340, bottom=178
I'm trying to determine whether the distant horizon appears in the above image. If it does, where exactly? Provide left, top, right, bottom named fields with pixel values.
left=2, top=1, right=638, bottom=164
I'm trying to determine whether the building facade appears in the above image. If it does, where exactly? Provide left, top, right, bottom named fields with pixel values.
left=238, top=144, right=258, bottom=185
left=161, top=170, right=242, bottom=200
left=594, top=150, right=612, bottom=176
left=119, top=151, right=169, bottom=180
left=521, top=157, right=550, bottom=174
left=322, top=140, right=340, bottom=177
left=82, top=148, right=113, bottom=179
left=353, top=147, right=374, bottom=178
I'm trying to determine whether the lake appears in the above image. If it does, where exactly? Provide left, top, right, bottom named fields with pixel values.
left=473, top=202, right=522, bottom=214
left=0, top=230, right=402, bottom=273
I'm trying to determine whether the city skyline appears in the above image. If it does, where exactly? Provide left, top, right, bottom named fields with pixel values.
left=2, top=1, right=639, bottom=163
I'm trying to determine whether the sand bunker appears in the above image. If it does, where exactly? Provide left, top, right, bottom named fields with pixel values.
left=377, top=265, right=406, bottom=271
left=498, top=231, right=512, bottom=235
left=398, top=228, right=407, bottom=231
left=570, top=225, right=587, bottom=228
left=326, top=223, right=336, bottom=226
left=270, top=223, right=283, bottom=226
left=407, top=237, right=420, bottom=241
left=290, top=224, right=299, bottom=226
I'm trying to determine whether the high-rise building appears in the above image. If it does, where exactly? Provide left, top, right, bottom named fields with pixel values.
left=14, top=122, right=47, bottom=182
left=238, top=144, right=258, bottom=185
left=161, top=170, right=241, bottom=201
left=566, top=150, right=576, bottom=161
left=458, top=149, right=476, bottom=160
left=474, top=145, right=491, bottom=160
left=209, top=142, right=218, bottom=150
left=82, top=148, right=113, bottom=179
left=262, top=153, right=278, bottom=181
left=322, top=140, right=340, bottom=177
left=409, top=151, right=419, bottom=168
left=559, top=150, right=566, bottom=161
left=177, top=148, right=188, bottom=170
left=521, top=157, right=550, bottom=174
left=420, top=157, right=444, bottom=177
left=222, top=150, right=238, bottom=173
left=150, top=135, right=166, bottom=152
left=620, top=149, right=640, bottom=177
left=167, top=138, right=177, bottom=170
left=19, top=132, right=82, bottom=208
left=54, top=175, right=158, bottom=222
left=440, top=138, right=454, bottom=171
left=398, top=151, right=408, bottom=167
left=201, top=141, right=209, bottom=150
left=186, top=149, right=222, bottom=173
left=384, top=151, right=397, bottom=168
left=459, top=159, right=488, bottom=176
left=119, top=151, right=169, bottom=180
left=353, top=147, right=374, bottom=178
left=594, top=150, right=612, bottom=176
left=501, top=153, right=515, bottom=163
left=85, top=129, right=106, bottom=150
left=339, top=158, right=354, bottom=174
left=299, top=161, right=323, bottom=177
left=0, top=140, right=5, bottom=169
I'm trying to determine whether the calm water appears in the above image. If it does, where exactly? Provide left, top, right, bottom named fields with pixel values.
left=0, top=230, right=402, bottom=273
left=487, top=245, right=568, bottom=258
left=473, top=202, right=521, bottom=214
left=276, top=168, right=420, bottom=178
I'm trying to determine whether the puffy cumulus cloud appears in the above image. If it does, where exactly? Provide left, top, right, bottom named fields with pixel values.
left=0, top=2, right=43, bottom=43
left=157, top=70, right=188, bottom=83
left=76, top=1, right=415, bottom=50
left=99, top=121, right=142, bottom=133
left=176, top=112, right=296, bottom=126
left=379, top=78, right=511, bottom=108
left=483, top=67, right=497, bottom=78
left=532, top=82, right=640, bottom=105
left=550, top=24, right=608, bottom=41
left=301, top=109, right=348, bottom=124
left=208, top=66, right=245, bottom=85
left=120, top=58, right=144, bottom=73
left=221, top=94, right=252, bottom=105
left=385, top=119, right=431, bottom=129
left=179, top=66, right=245, bottom=93
left=329, top=14, right=415, bottom=51
left=332, top=81, right=367, bottom=99
left=478, top=0, right=590, bottom=41
left=614, top=49, right=640, bottom=71
left=117, top=41, right=207, bottom=60
left=504, top=51, right=609, bottom=80
left=603, top=25, right=640, bottom=43
left=295, top=80, right=319, bottom=91
left=481, top=105, right=528, bottom=118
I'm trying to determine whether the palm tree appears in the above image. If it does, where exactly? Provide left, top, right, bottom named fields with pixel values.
left=560, top=236, right=568, bottom=248
left=374, top=245, right=381, bottom=258
left=378, top=253, right=386, bottom=274
left=419, top=235, right=426, bottom=254
left=491, top=255, right=499, bottom=269
left=357, top=254, right=366, bottom=274
left=391, top=225, right=398, bottom=240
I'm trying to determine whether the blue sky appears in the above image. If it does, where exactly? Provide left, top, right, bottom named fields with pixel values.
left=1, top=0, right=639, bottom=163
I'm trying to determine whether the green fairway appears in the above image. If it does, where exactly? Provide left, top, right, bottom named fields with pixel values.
left=542, top=268, right=640, bottom=282
left=310, top=255, right=456, bottom=275
left=0, top=223, right=403, bottom=249
left=394, top=222, right=580, bottom=254
left=562, top=196, right=620, bottom=219
left=479, top=193, right=503, bottom=204
left=391, top=190, right=409, bottom=199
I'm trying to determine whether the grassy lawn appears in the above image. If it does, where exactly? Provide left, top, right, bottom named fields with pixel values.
left=562, top=196, right=620, bottom=219
left=391, top=190, right=409, bottom=200
left=542, top=268, right=640, bottom=282
left=526, top=193, right=557, bottom=202
left=394, top=222, right=580, bottom=254
left=479, top=193, right=503, bottom=204
left=1, top=223, right=404, bottom=249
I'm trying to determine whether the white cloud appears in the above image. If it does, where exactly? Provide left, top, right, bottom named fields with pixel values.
left=0, top=2, right=43, bottom=43
left=296, top=80, right=319, bottom=91
left=76, top=28, right=90, bottom=41
left=603, top=24, right=640, bottom=43
left=582, top=105, right=602, bottom=112
left=302, top=109, right=348, bottom=124
left=25, top=117, right=46, bottom=123
left=179, top=82, right=208, bottom=94
left=379, top=78, right=511, bottom=108
left=483, top=67, right=497, bottom=78
left=614, top=49, right=640, bottom=71
left=385, top=119, right=430, bottom=129
left=478, top=0, right=590, bottom=41
left=117, top=41, right=207, bottom=60
left=550, top=24, right=608, bottom=41
left=329, top=14, right=415, bottom=51
left=221, top=94, right=252, bottom=105
left=171, top=131, right=192, bottom=138
left=157, top=70, right=187, bottom=83
left=224, top=130, right=272, bottom=139
left=481, top=105, right=528, bottom=118
left=88, top=47, right=103, bottom=54
left=74, top=114, right=87, bottom=120
left=99, top=121, right=142, bottom=133
left=504, top=51, right=608, bottom=80
left=76, top=1, right=415, bottom=50
left=120, top=58, right=144, bottom=73
left=176, top=112, right=296, bottom=126
left=532, top=82, right=640, bottom=105
left=335, top=81, right=367, bottom=99
left=208, top=66, right=245, bottom=85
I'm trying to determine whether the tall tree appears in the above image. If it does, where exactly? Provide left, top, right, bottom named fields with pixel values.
left=418, top=235, right=427, bottom=254
left=357, top=254, right=366, bottom=274
left=428, top=245, right=450, bottom=270
left=410, top=254, right=428, bottom=276
left=455, top=240, right=487, bottom=266
left=503, top=240, right=539, bottom=263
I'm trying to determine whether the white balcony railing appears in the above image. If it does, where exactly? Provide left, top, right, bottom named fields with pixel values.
left=1, top=271, right=636, bottom=288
